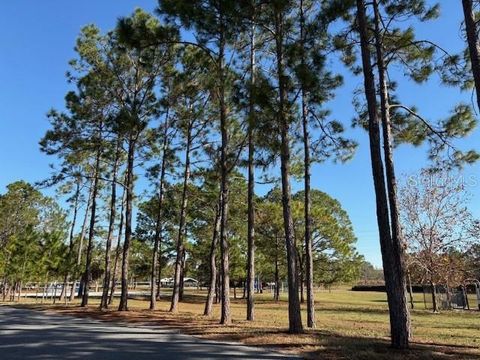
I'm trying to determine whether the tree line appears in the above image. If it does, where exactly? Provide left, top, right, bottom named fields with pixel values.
left=2, top=0, right=480, bottom=350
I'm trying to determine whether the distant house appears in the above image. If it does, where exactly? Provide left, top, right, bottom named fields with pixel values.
left=159, top=277, right=199, bottom=288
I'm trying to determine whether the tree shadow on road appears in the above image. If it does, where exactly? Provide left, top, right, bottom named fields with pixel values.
left=0, top=306, right=291, bottom=360
left=4, top=304, right=479, bottom=360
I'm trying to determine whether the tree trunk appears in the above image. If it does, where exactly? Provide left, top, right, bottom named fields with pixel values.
left=100, top=143, right=121, bottom=309
left=42, top=274, right=49, bottom=304
left=462, top=0, right=480, bottom=111
left=299, top=253, right=305, bottom=304
left=119, top=137, right=136, bottom=311
left=215, top=269, right=221, bottom=304
left=218, top=18, right=232, bottom=326
left=59, top=275, right=67, bottom=302
left=74, top=175, right=95, bottom=300
left=81, top=143, right=102, bottom=308
left=446, top=285, right=451, bottom=309
left=430, top=282, right=438, bottom=313
left=274, top=7, right=303, bottom=334
left=246, top=12, right=256, bottom=323
left=407, top=271, right=414, bottom=309
left=10, top=281, right=16, bottom=302
left=204, top=198, right=221, bottom=316
left=274, top=236, right=280, bottom=302
left=1, top=278, right=7, bottom=301
left=301, top=92, right=314, bottom=319
left=179, top=250, right=186, bottom=301
left=156, top=254, right=162, bottom=301
left=299, top=0, right=315, bottom=330
left=77, top=180, right=93, bottom=266
left=52, top=283, right=58, bottom=304
left=372, top=0, right=411, bottom=345
left=462, top=285, right=470, bottom=310
left=150, top=116, right=170, bottom=310
left=170, top=123, right=192, bottom=313
left=61, top=180, right=81, bottom=302
left=356, top=0, right=410, bottom=348
left=109, top=185, right=126, bottom=306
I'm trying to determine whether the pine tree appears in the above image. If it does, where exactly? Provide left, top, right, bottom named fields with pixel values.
left=271, top=0, right=303, bottom=333
left=324, top=0, right=479, bottom=347
left=148, top=99, right=173, bottom=309
left=461, top=0, right=480, bottom=112
left=287, top=0, right=355, bottom=328
left=245, top=0, right=257, bottom=323
left=169, top=47, right=212, bottom=312
left=354, top=0, right=411, bottom=348
left=104, top=10, right=177, bottom=310
left=99, top=141, right=122, bottom=309
left=158, top=0, right=246, bottom=325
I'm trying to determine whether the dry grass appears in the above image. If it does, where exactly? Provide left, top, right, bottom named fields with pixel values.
left=4, top=288, right=480, bottom=359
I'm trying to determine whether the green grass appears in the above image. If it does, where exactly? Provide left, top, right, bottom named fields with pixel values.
left=3, top=287, right=480, bottom=359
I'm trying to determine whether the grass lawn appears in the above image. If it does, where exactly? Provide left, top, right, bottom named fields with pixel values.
left=3, top=287, right=480, bottom=359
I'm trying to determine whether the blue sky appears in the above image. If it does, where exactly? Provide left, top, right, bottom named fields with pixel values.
left=1, top=1, right=479, bottom=267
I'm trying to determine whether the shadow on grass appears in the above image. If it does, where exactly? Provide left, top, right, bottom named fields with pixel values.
left=9, top=303, right=478, bottom=360
left=300, top=332, right=480, bottom=360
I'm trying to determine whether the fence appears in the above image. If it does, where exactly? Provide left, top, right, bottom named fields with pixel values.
left=422, top=284, right=480, bottom=311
